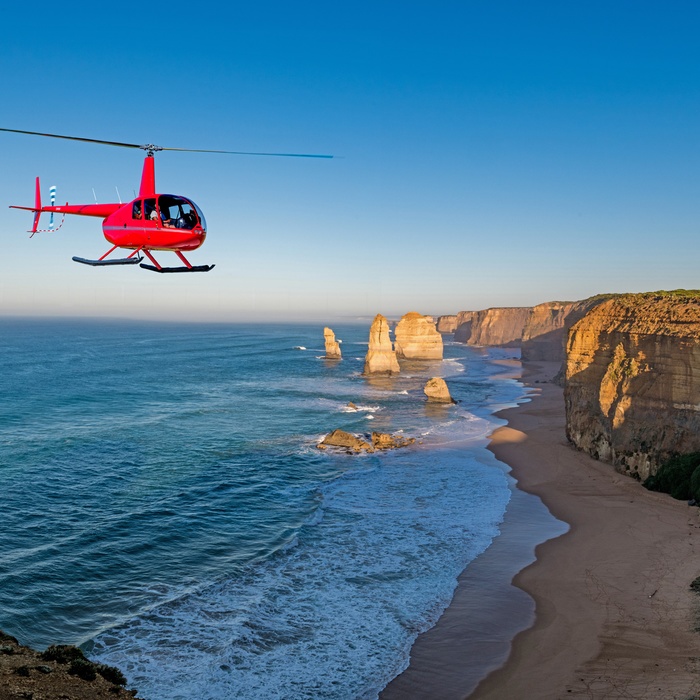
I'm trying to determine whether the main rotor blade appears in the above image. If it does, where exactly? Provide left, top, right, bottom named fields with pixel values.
left=161, top=146, right=333, bottom=159
left=1, top=128, right=334, bottom=158
left=0, top=127, right=142, bottom=149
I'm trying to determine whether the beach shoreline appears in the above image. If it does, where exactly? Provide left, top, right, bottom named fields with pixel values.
left=384, top=360, right=700, bottom=699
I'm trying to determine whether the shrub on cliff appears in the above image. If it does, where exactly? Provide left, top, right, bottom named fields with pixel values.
left=643, top=453, right=700, bottom=500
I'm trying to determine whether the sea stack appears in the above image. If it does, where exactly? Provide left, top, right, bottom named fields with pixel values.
left=424, top=377, right=455, bottom=403
left=394, top=312, right=443, bottom=360
left=363, top=314, right=400, bottom=375
left=323, top=327, right=342, bottom=359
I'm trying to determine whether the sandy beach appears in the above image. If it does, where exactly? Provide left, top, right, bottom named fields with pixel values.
left=385, top=360, right=700, bottom=699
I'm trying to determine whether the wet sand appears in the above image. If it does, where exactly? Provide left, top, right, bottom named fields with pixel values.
left=383, top=360, right=700, bottom=699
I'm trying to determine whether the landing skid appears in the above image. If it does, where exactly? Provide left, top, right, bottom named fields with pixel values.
left=73, top=255, right=143, bottom=266
left=140, top=263, right=215, bottom=273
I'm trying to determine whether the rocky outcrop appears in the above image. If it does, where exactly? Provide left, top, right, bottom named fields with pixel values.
left=363, top=314, right=400, bottom=375
left=436, top=315, right=458, bottom=333
left=468, top=307, right=532, bottom=347
left=424, top=377, right=455, bottom=403
left=0, top=630, right=139, bottom=699
left=317, top=429, right=415, bottom=453
left=323, top=327, right=342, bottom=359
left=370, top=432, right=416, bottom=450
left=394, top=312, right=443, bottom=360
left=317, top=429, right=373, bottom=452
left=565, top=292, right=700, bottom=480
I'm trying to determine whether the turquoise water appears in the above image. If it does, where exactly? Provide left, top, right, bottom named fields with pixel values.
left=0, top=319, right=525, bottom=699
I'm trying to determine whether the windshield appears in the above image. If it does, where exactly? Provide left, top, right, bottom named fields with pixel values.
left=190, top=200, right=207, bottom=232
left=157, top=195, right=205, bottom=231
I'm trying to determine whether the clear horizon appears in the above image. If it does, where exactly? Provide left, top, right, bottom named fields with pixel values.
left=1, top=1, right=698, bottom=322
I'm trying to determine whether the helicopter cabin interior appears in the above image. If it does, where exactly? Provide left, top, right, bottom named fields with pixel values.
left=131, top=195, right=206, bottom=231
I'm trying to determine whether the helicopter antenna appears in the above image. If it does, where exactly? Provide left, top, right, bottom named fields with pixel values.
left=0, top=128, right=334, bottom=159
left=92, top=188, right=98, bottom=204
left=115, top=186, right=122, bottom=204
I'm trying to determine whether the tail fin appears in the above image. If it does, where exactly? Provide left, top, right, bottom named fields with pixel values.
left=9, top=177, right=45, bottom=234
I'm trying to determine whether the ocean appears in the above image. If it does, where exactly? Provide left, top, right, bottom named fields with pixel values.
left=1, top=318, right=535, bottom=699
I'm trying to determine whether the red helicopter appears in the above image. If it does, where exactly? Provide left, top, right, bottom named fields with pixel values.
left=3, top=128, right=332, bottom=273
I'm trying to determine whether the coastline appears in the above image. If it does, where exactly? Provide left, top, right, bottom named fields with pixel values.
left=384, top=360, right=700, bottom=699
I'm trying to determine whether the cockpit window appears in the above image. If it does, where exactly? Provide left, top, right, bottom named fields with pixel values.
left=158, top=195, right=201, bottom=230
left=132, top=200, right=142, bottom=219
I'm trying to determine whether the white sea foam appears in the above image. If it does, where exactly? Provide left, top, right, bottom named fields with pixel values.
left=293, top=346, right=307, bottom=350
left=90, top=446, right=512, bottom=700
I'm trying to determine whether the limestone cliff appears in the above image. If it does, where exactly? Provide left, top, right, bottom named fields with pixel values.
left=453, top=311, right=476, bottom=342
left=394, top=312, right=443, bottom=360
left=363, top=314, right=400, bottom=375
left=323, top=327, right=342, bottom=359
left=565, top=292, right=700, bottom=480
left=521, top=297, right=611, bottom=363
left=436, top=315, right=458, bottom=333
left=467, top=307, right=532, bottom=347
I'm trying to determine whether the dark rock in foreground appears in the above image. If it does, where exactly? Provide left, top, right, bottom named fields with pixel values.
left=0, top=629, right=141, bottom=699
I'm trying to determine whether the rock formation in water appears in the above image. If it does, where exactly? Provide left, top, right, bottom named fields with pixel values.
left=323, top=327, right=342, bottom=359
left=371, top=432, right=416, bottom=450
left=363, top=314, right=400, bottom=375
left=317, top=429, right=373, bottom=452
left=436, top=315, right=458, bottom=333
left=394, top=312, right=443, bottom=360
left=565, top=292, right=700, bottom=480
left=423, top=377, right=455, bottom=403
left=317, top=429, right=415, bottom=453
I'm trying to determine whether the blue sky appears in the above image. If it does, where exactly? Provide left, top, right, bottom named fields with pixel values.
left=1, top=1, right=698, bottom=321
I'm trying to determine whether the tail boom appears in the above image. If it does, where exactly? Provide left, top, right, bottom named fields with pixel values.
left=9, top=176, right=122, bottom=232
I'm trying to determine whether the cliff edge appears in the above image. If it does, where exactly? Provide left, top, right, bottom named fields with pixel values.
left=565, top=291, right=700, bottom=480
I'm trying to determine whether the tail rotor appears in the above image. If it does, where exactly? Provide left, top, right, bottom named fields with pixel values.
left=49, top=185, right=56, bottom=231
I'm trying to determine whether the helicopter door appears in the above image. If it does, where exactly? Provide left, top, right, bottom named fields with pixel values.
left=158, top=195, right=199, bottom=230
left=144, top=198, right=159, bottom=225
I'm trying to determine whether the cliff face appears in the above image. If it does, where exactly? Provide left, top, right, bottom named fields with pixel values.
left=394, top=312, right=443, bottom=360
left=565, top=293, right=700, bottom=480
left=453, top=311, right=475, bottom=342
left=467, top=307, right=532, bottom=347
left=436, top=315, right=457, bottom=333
left=521, top=297, right=610, bottom=362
